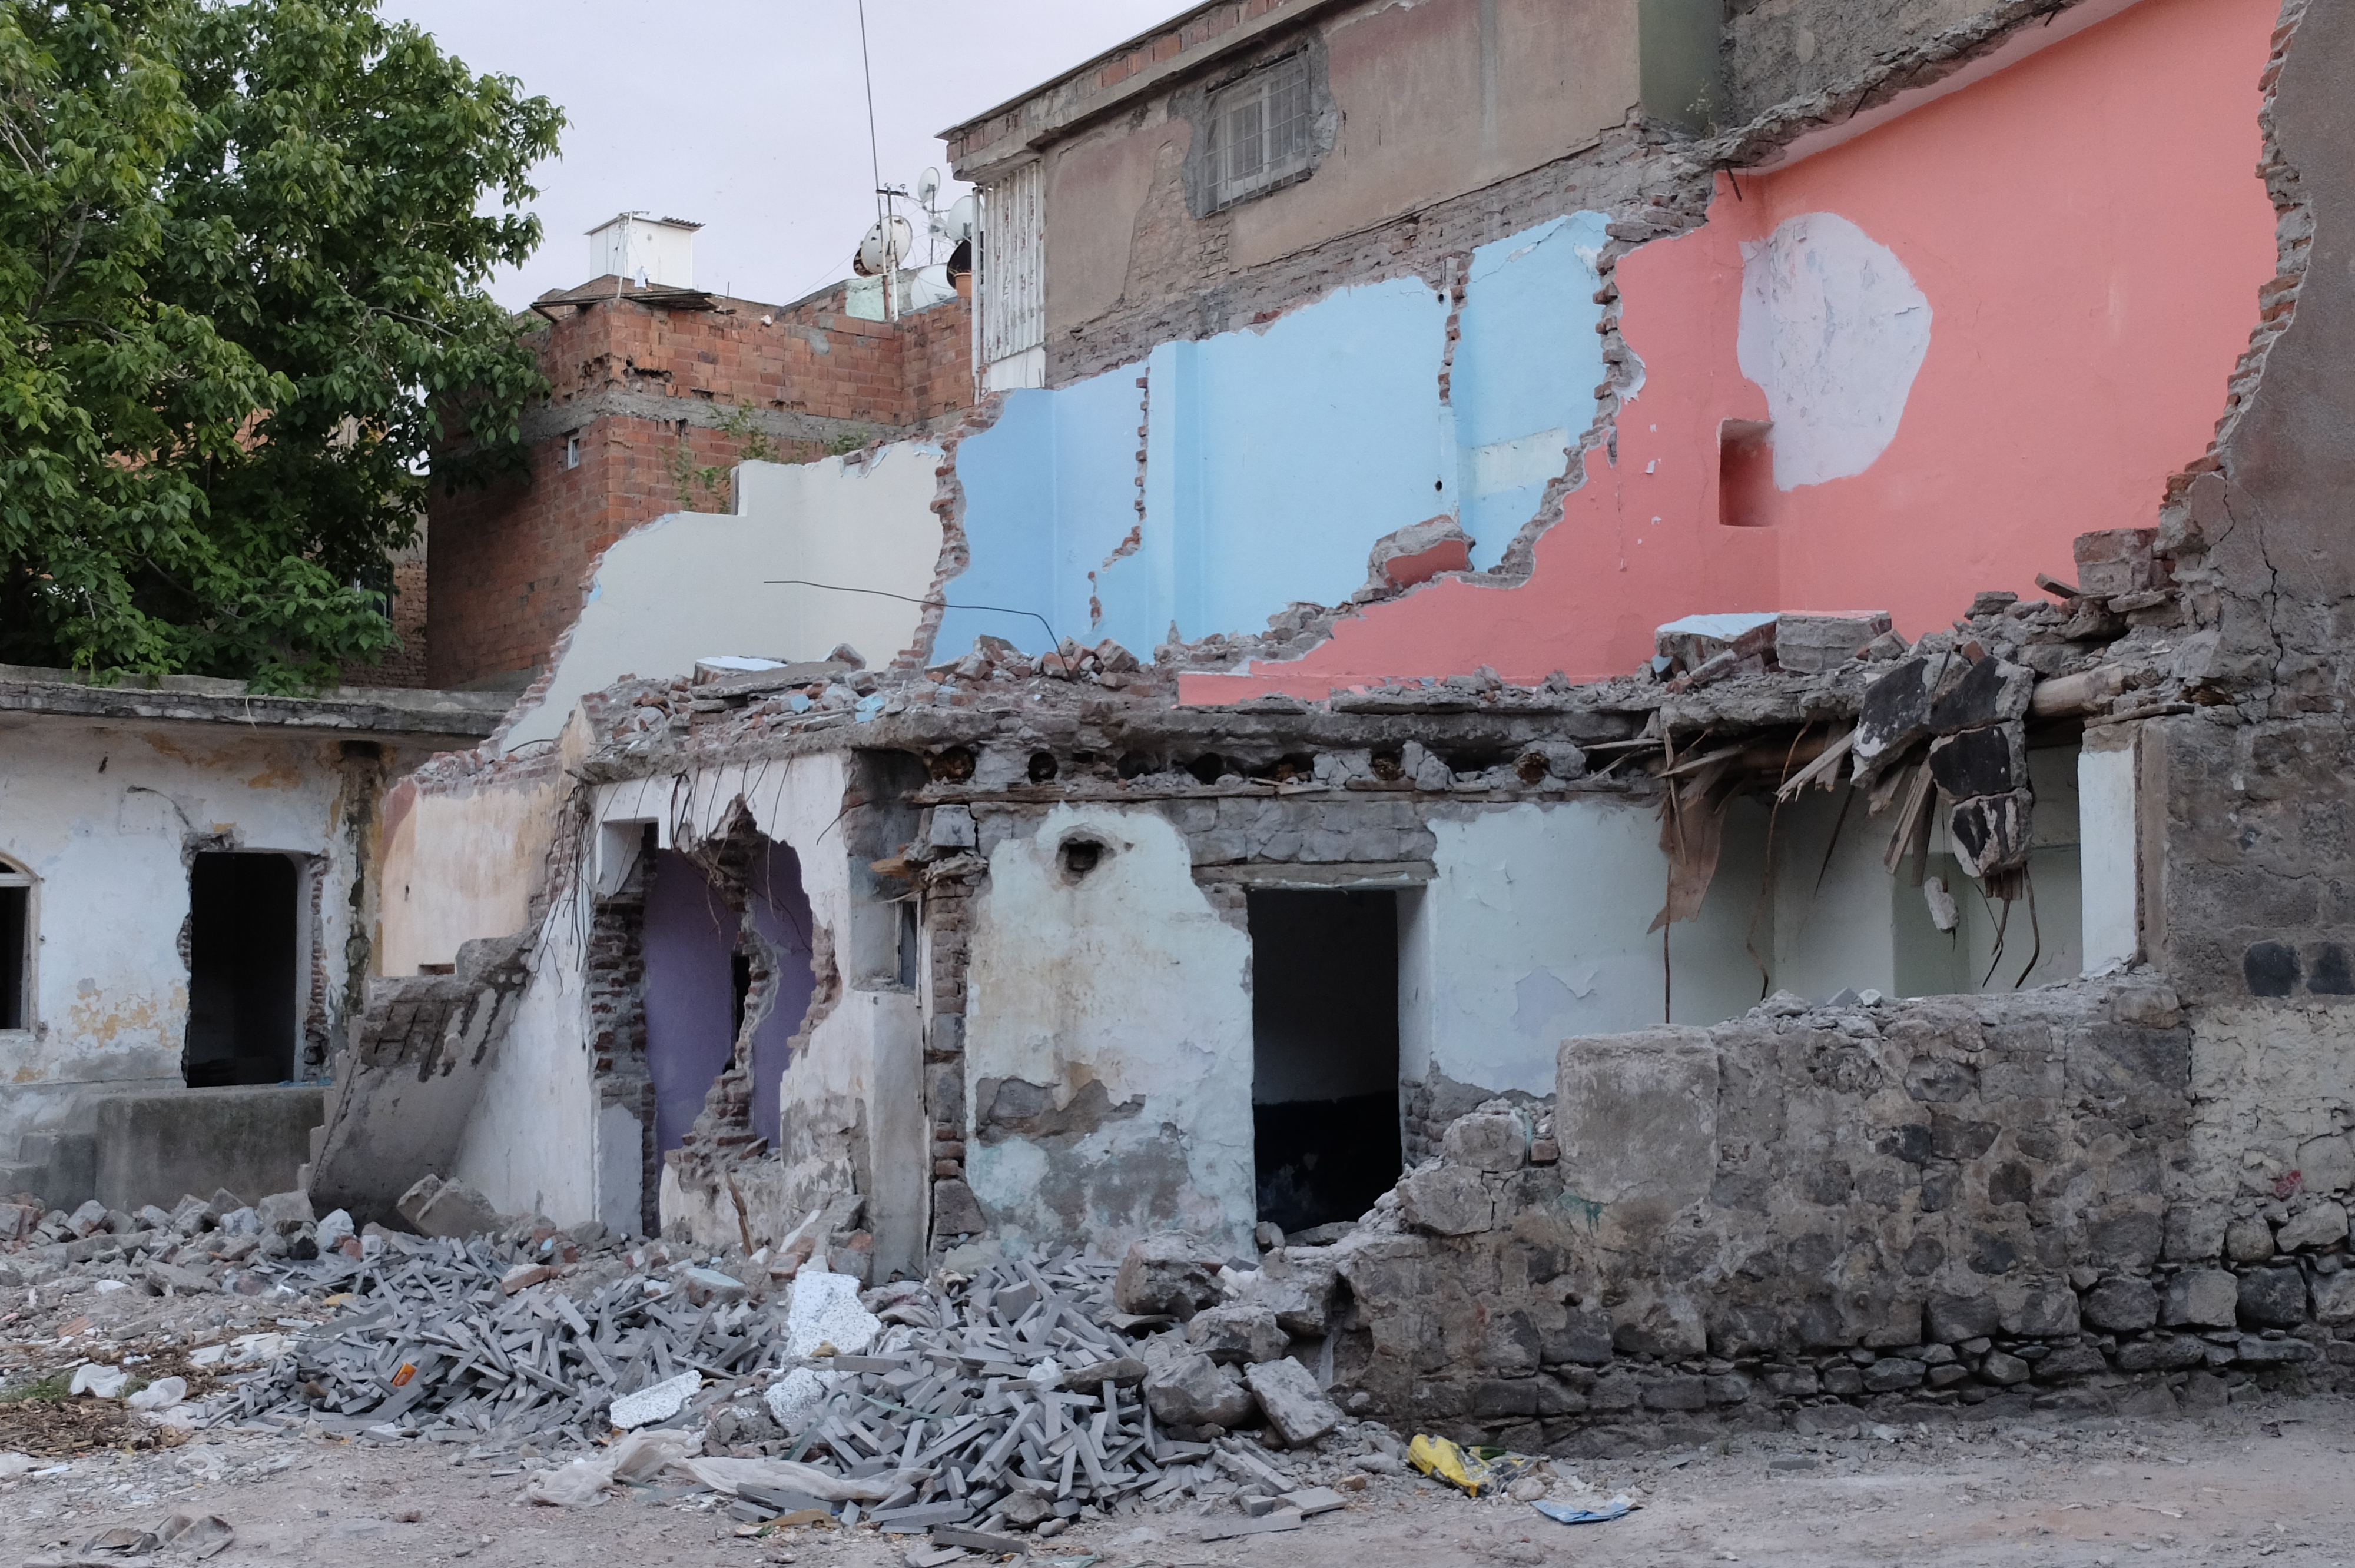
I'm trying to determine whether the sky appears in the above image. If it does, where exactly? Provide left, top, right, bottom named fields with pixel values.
left=381, top=0, right=1188, bottom=311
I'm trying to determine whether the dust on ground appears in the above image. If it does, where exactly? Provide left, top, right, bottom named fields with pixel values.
left=4, top=1393, right=2351, bottom=1568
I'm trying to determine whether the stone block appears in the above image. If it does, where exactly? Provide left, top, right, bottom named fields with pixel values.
left=1440, top=1112, right=1527, bottom=1172
left=931, top=1178, right=984, bottom=1239
left=254, top=1190, right=313, bottom=1235
left=2164, top=1204, right=2226, bottom=1262
left=1819, top=1364, right=1864, bottom=1396
left=2032, top=1343, right=2109, bottom=1381
left=1775, top=612, right=1893, bottom=674
left=2162, top=1268, right=2240, bottom=1328
left=1397, top=1166, right=1495, bottom=1235
left=1554, top=1029, right=1718, bottom=1211
left=1245, top=1357, right=1341, bottom=1446
left=1115, top=1234, right=1221, bottom=1315
left=2237, top=1265, right=2307, bottom=1328
left=2115, top=1335, right=2207, bottom=1372
left=1926, top=1293, right=2000, bottom=1344
left=1997, top=1281, right=2079, bottom=1338
left=2082, top=1278, right=2159, bottom=1333
left=2275, top=1200, right=2348, bottom=1253
left=2224, top=1217, right=2277, bottom=1263
left=1539, top=1306, right=1615, bottom=1367
left=1641, top=1376, right=1709, bottom=1411
left=2311, top=1271, right=2355, bottom=1324
left=2233, top=1336, right=2317, bottom=1367
left=1978, top=1350, right=2030, bottom=1385
left=1861, top=1358, right=1925, bottom=1393
left=1187, top=1304, right=1288, bottom=1366
left=1143, top=1352, right=1253, bottom=1430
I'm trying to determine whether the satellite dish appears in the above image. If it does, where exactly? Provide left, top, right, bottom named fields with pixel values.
left=854, top=214, right=915, bottom=276
left=916, top=166, right=942, bottom=208
left=932, top=194, right=976, bottom=245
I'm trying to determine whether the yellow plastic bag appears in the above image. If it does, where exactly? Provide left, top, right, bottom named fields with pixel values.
left=1407, top=1434, right=1539, bottom=1497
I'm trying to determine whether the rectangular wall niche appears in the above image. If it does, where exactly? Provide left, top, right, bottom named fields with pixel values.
left=184, top=852, right=299, bottom=1087
left=1248, top=889, right=1402, bottom=1234
left=0, top=865, right=28, bottom=1031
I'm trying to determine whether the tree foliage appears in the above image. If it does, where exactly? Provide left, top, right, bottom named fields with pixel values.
left=0, top=0, right=560, bottom=688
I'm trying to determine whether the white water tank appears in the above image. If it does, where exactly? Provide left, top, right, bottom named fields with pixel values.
left=588, top=213, right=699, bottom=288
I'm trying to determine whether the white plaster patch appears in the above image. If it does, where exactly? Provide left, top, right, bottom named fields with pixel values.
left=1736, top=212, right=1931, bottom=490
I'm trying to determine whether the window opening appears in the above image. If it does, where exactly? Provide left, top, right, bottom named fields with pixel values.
left=563, top=434, right=581, bottom=470
left=0, top=859, right=29, bottom=1032
left=184, top=852, right=299, bottom=1086
left=1248, top=888, right=1402, bottom=1234
left=1210, top=54, right=1312, bottom=207
left=642, top=849, right=741, bottom=1155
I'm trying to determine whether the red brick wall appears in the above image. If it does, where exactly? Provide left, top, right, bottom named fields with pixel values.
left=426, top=287, right=973, bottom=690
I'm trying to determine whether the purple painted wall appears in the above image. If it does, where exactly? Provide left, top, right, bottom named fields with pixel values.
left=642, top=849, right=737, bottom=1155
left=747, top=841, right=816, bottom=1144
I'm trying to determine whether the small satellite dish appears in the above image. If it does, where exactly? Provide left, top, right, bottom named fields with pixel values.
left=932, top=194, right=976, bottom=245
left=854, top=214, right=915, bottom=276
left=916, top=166, right=942, bottom=208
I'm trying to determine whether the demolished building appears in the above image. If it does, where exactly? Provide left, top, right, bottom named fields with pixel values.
left=289, top=0, right=2355, bottom=1449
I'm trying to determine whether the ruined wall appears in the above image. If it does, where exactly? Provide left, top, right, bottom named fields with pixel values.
left=1316, top=978, right=2355, bottom=1447
left=493, top=443, right=948, bottom=753
left=1722, top=0, right=2001, bottom=124
left=0, top=719, right=396, bottom=1153
left=377, top=752, right=565, bottom=976
left=1193, top=0, right=2281, bottom=700
left=427, top=290, right=971, bottom=692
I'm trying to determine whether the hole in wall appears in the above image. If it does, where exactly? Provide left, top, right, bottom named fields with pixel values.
left=1368, top=748, right=1404, bottom=782
left=1718, top=419, right=1776, bottom=529
left=1116, top=752, right=1158, bottom=780
left=1186, top=754, right=1231, bottom=786
left=1027, top=750, right=1059, bottom=783
left=184, top=852, right=300, bottom=1087
left=1057, top=838, right=1106, bottom=883
left=927, top=747, right=976, bottom=783
left=1248, top=888, right=1403, bottom=1234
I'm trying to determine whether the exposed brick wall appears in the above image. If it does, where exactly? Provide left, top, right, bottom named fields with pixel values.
left=427, top=284, right=973, bottom=691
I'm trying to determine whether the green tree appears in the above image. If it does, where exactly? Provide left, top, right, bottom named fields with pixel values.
left=0, top=0, right=560, bottom=689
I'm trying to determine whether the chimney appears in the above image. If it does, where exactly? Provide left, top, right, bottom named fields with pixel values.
left=586, top=212, right=701, bottom=288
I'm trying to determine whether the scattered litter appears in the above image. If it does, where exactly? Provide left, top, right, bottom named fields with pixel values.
left=1532, top=1494, right=1637, bottom=1525
left=1407, top=1433, right=1539, bottom=1497
left=67, top=1363, right=126, bottom=1398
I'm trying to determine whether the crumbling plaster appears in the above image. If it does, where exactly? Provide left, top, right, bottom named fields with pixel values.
left=443, top=752, right=926, bottom=1272
left=963, top=805, right=1257, bottom=1261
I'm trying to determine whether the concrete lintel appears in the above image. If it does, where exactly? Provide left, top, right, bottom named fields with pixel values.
left=1192, top=859, right=1434, bottom=889
left=0, top=665, right=506, bottom=742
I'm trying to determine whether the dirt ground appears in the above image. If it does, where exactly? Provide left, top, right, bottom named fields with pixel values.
left=5, top=1391, right=2353, bottom=1568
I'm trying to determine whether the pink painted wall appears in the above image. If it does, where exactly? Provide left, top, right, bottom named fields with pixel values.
left=1187, top=0, right=2280, bottom=702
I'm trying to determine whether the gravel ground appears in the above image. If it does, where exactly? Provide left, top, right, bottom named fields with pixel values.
left=5, top=1389, right=2353, bottom=1568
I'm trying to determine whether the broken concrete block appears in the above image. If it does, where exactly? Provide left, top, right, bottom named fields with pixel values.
left=2274, top=1200, right=2349, bottom=1252
left=926, top=805, right=977, bottom=851
left=609, top=1370, right=702, bottom=1430
left=1774, top=611, right=1893, bottom=673
left=1057, top=1355, right=1147, bottom=1389
left=1245, top=1357, right=1341, bottom=1447
left=2073, top=527, right=2165, bottom=598
left=1186, top=1304, right=1287, bottom=1366
left=1239, top=1250, right=1340, bottom=1336
left=1926, top=656, right=2034, bottom=731
left=143, top=1261, right=215, bottom=1296
left=1655, top=612, right=1779, bottom=676
left=1365, top=516, right=1474, bottom=594
left=67, top=1200, right=107, bottom=1238
left=784, top=1270, right=881, bottom=1357
left=1143, top=1351, right=1254, bottom=1429
left=1948, top=789, right=2034, bottom=879
left=397, top=1175, right=500, bottom=1240
left=202, top=1188, right=245, bottom=1222
left=1439, top=1111, right=1527, bottom=1172
left=254, top=1191, right=313, bottom=1235
left=2161, top=1268, right=2239, bottom=1328
left=682, top=1267, right=750, bottom=1306
left=1115, top=1234, right=1221, bottom=1316
left=1928, top=724, right=2026, bottom=799
left=1395, top=1165, right=1495, bottom=1235
left=1854, top=652, right=1970, bottom=769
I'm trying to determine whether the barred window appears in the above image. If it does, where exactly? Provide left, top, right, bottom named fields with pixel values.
left=1210, top=54, right=1312, bottom=207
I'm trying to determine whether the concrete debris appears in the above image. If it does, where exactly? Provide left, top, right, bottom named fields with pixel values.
left=1113, top=1235, right=1221, bottom=1317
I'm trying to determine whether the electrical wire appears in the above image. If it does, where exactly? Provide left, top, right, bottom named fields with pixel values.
left=762, top=577, right=1075, bottom=674
left=855, top=0, right=892, bottom=315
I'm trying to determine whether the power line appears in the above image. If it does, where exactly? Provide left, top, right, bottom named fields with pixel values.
left=763, top=577, right=1076, bottom=675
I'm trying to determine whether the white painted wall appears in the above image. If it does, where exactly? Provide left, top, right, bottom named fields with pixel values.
left=2079, top=727, right=2140, bottom=972
left=0, top=717, right=372, bottom=1148
left=964, top=805, right=1257, bottom=1261
left=1401, top=798, right=1770, bottom=1099
left=499, top=443, right=946, bottom=752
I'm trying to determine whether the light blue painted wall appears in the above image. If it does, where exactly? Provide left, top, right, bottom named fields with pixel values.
left=1452, top=214, right=1611, bottom=570
left=938, top=213, right=1608, bottom=659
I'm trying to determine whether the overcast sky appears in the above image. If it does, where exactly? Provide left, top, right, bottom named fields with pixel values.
left=382, top=0, right=1186, bottom=310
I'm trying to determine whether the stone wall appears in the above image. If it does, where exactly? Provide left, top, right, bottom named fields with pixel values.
left=1299, top=980, right=2355, bottom=1450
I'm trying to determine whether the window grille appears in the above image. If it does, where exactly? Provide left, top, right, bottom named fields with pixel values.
left=1210, top=54, right=1312, bottom=207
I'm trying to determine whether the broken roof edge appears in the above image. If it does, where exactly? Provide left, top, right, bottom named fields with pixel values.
left=0, top=662, right=512, bottom=740
left=938, top=0, right=1354, bottom=180
left=1696, top=0, right=2136, bottom=173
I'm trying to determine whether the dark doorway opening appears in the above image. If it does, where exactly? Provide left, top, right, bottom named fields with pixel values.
left=184, top=852, right=300, bottom=1087
left=0, top=878, right=28, bottom=1031
left=1249, top=888, right=1402, bottom=1234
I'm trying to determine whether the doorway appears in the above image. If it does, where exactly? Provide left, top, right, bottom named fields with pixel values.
left=1248, top=888, right=1403, bottom=1234
left=184, top=852, right=300, bottom=1086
